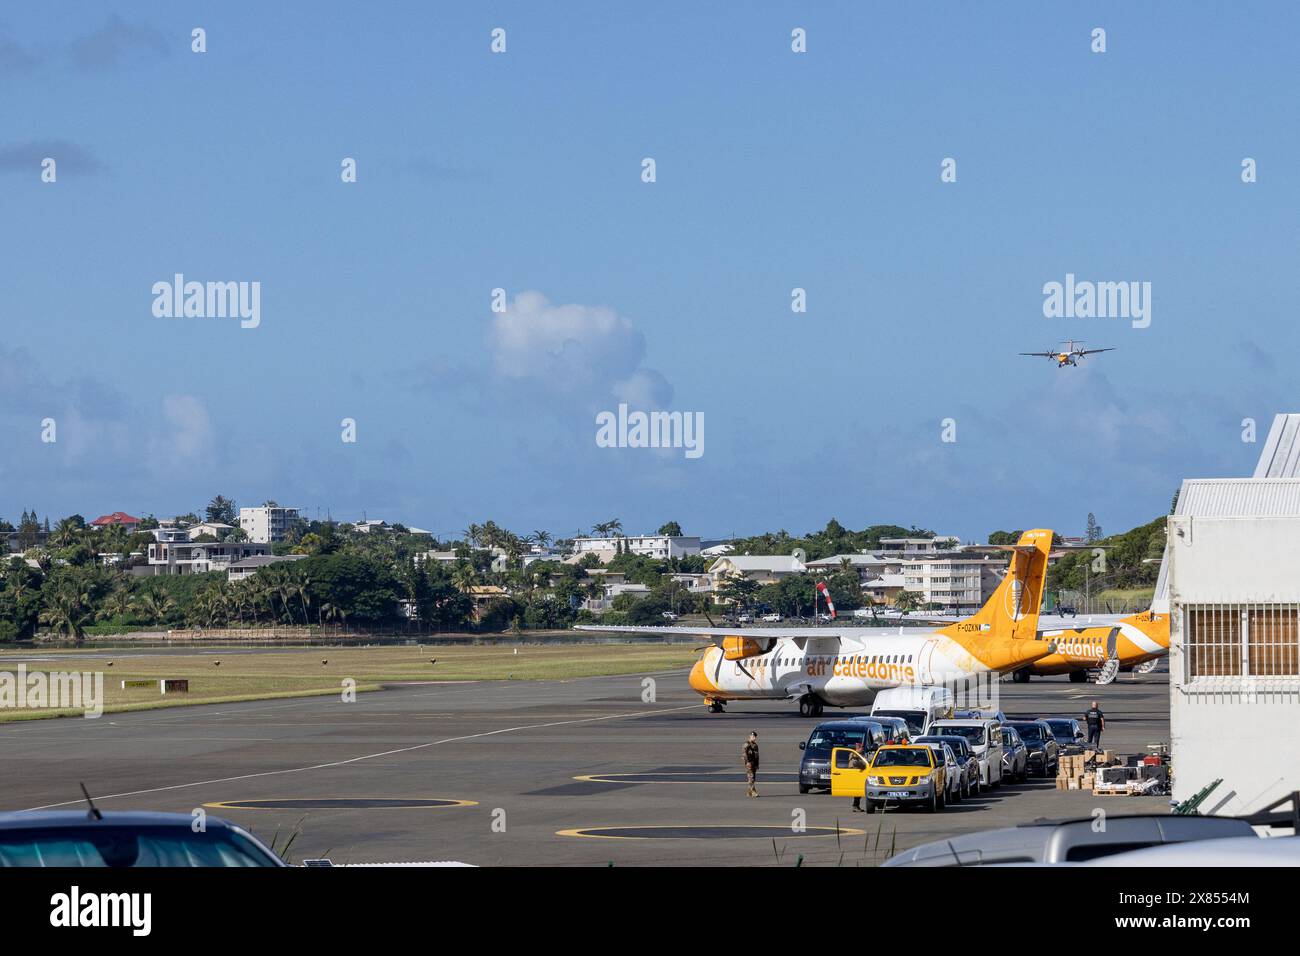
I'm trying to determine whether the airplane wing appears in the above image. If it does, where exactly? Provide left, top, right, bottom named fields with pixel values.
left=575, top=624, right=836, bottom=640
left=1019, top=351, right=1057, bottom=358
left=1077, top=348, right=1115, bottom=356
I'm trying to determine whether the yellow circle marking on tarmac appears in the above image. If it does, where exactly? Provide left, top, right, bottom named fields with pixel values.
left=204, top=798, right=478, bottom=811
left=557, top=825, right=866, bottom=840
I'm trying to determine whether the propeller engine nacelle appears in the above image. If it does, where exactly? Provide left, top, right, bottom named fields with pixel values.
left=721, top=636, right=777, bottom=660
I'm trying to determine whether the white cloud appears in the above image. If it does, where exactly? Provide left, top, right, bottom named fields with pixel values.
left=487, top=291, right=672, bottom=407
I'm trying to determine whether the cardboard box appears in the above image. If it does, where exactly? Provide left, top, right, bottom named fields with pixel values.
left=1068, top=778, right=1080, bottom=790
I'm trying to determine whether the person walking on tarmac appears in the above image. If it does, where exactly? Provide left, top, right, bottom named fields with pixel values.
left=743, top=731, right=761, bottom=797
left=849, top=740, right=870, bottom=812
left=1085, top=701, right=1106, bottom=750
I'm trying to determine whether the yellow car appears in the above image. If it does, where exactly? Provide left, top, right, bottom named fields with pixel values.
left=830, top=744, right=947, bottom=812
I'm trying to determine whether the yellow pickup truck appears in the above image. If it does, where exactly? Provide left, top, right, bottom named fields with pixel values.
left=830, top=743, right=947, bottom=812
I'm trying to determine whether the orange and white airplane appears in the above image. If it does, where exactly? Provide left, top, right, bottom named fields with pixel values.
left=1008, top=609, right=1169, bottom=684
left=1020, top=340, right=1115, bottom=368
left=580, top=529, right=1059, bottom=716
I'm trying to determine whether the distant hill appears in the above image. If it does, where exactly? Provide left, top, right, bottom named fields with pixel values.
left=1045, top=516, right=1167, bottom=594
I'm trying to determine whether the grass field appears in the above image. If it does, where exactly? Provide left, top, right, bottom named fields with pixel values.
left=0, top=643, right=698, bottom=722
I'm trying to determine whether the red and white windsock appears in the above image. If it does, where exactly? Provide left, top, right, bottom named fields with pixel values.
left=816, top=581, right=836, bottom=619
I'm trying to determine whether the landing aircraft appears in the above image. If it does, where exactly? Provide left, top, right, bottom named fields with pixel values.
left=1009, top=609, right=1169, bottom=685
left=578, top=529, right=1057, bottom=716
left=1020, top=341, right=1115, bottom=368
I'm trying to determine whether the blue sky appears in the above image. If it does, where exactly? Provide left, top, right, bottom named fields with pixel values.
left=1, top=2, right=1295, bottom=542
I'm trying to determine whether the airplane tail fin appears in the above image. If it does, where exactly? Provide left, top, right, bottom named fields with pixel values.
left=938, top=529, right=1053, bottom=642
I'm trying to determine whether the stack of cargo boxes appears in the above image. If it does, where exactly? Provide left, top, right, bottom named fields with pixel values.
left=1055, top=750, right=1121, bottom=792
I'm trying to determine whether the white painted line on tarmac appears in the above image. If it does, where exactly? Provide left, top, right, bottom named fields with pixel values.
left=20, top=703, right=700, bottom=811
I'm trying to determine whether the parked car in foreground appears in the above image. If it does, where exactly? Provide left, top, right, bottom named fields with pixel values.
left=1000, top=725, right=1029, bottom=782
left=798, top=719, right=889, bottom=793
left=916, top=741, right=965, bottom=804
left=882, top=815, right=1255, bottom=866
left=1041, top=717, right=1087, bottom=750
left=1004, top=720, right=1059, bottom=777
left=832, top=744, right=949, bottom=812
left=929, top=718, right=1004, bottom=788
left=914, top=734, right=980, bottom=798
left=0, top=811, right=286, bottom=867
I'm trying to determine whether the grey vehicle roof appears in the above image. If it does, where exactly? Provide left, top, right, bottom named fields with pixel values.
left=0, top=810, right=241, bottom=831
left=881, top=815, right=1255, bottom=867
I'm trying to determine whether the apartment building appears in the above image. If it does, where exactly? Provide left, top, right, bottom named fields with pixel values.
left=238, top=506, right=303, bottom=543
left=898, top=554, right=999, bottom=609
left=570, top=534, right=701, bottom=562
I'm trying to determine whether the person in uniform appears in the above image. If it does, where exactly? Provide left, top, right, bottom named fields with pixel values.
left=1084, top=701, right=1105, bottom=750
left=743, top=731, right=760, bottom=797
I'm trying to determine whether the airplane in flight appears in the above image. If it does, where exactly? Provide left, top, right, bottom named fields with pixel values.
left=579, top=529, right=1058, bottom=716
left=1020, top=341, right=1115, bottom=368
left=1008, top=609, right=1169, bottom=685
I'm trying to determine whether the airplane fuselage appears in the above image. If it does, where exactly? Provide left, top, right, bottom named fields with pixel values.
left=689, top=630, right=1043, bottom=707
left=1026, top=613, right=1169, bottom=675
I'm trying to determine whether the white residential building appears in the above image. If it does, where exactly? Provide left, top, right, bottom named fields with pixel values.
left=570, top=534, right=701, bottom=562
left=238, top=506, right=303, bottom=543
left=708, top=555, right=806, bottom=588
left=227, top=553, right=307, bottom=582
left=877, top=535, right=962, bottom=554
left=186, top=522, right=234, bottom=541
left=898, top=555, right=998, bottom=609
left=147, top=538, right=271, bottom=575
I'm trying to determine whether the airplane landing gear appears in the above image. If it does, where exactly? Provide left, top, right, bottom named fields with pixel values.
left=1011, top=669, right=1031, bottom=683
left=798, top=694, right=824, bottom=718
left=706, top=698, right=726, bottom=713
left=1068, top=669, right=1089, bottom=683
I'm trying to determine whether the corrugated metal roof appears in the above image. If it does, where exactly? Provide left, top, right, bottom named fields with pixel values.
left=1253, top=413, right=1300, bottom=477
left=1152, top=415, right=1300, bottom=611
left=1174, top=477, right=1300, bottom=517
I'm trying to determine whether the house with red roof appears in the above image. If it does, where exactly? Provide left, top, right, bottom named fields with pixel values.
left=90, top=512, right=142, bottom=533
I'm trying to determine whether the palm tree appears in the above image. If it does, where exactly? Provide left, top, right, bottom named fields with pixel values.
left=40, top=586, right=92, bottom=642
left=51, top=518, right=81, bottom=549
left=452, top=563, right=479, bottom=595
left=100, top=583, right=134, bottom=621
left=294, top=575, right=312, bottom=626
left=136, top=591, right=177, bottom=625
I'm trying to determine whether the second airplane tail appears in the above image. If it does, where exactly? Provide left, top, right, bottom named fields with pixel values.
left=938, top=528, right=1053, bottom=642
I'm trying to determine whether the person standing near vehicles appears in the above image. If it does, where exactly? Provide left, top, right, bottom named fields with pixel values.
left=1085, top=701, right=1105, bottom=749
left=743, top=732, right=760, bottom=798
left=849, top=740, right=870, bottom=812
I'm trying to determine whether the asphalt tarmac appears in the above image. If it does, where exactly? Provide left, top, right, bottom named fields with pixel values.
left=0, top=665, right=1170, bottom=866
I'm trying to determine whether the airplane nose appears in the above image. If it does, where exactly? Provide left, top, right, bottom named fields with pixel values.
left=689, top=656, right=716, bottom=694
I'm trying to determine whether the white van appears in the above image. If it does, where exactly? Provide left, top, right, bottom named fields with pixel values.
left=870, top=686, right=954, bottom=737
left=929, top=718, right=1004, bottom=788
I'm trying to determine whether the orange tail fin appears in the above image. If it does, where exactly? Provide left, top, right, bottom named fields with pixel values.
left=938, top=529, right=1053, bottom=642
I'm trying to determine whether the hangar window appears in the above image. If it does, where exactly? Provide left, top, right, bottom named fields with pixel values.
left=1185, top=603, right=1300, bottom=679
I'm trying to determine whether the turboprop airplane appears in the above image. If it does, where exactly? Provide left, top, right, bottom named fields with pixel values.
left=578, top=529, right=1057, bottom=716
left=1009, top=609, right=1169, bottom=685
left=1020, top=340, right=1115, bottom=368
